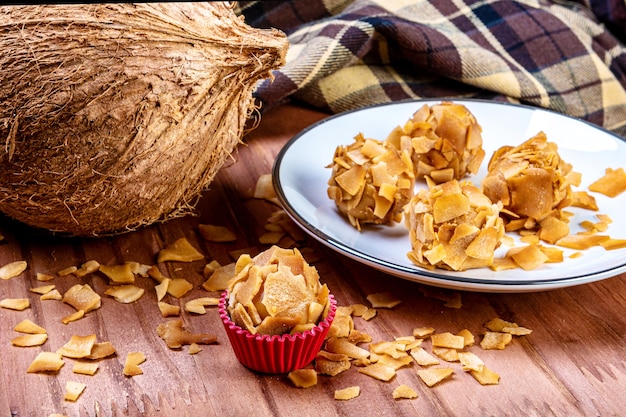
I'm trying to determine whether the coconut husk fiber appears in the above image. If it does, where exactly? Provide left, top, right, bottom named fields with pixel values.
left=0, top=3, right=288, bottom=236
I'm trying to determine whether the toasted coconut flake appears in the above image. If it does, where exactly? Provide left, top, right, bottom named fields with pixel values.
left=64, top=380, right=87, bottom=402
left=72, top=360, right=100, bottom=376
left=41, top=289, right=63, bottom=301
left=62, top=310, right=85, bottom=324
left=74, top=260, right=101, bottom=277
left=432, top=347, right=459, bottom=362
left=202, top=261, right=236, bottom=292
left=100, top=263, right=135, bottom=284
left=27, top=352, right=64, bottom=373
left=254, top=173, right=279, bottom=204
left=410, top=347, right=440, bottom=366
left=11, top=333, right=48, bottom=347
left=62, top=284, right=101, bottom=313
left=413, top=327, right=436, bottom=338
left=104, top=285, right=145, bottom=303
left=199, top=224, right=237, bottom=242
left=57, top=334, right=97, bottom=358
left=157, top=237, right=204, bottom=263
left=480, top=332, right=513, bottom=350
left=167, top=278, right=193, bottom=298
left=458, top=352, right=485, bottom=372
left=86, top=342, right=117, bottom=360
left=36, top=272, right=55, bottom=282
left=358, top=362, right=396, bottom=381
left=156, top=319, right=217, bottom=349
left=288, top=368, right=318, bottom=388
left=470, top=365, right=500, bottom=385
left=184, top=297, right=219, bottom=314
left=334, top=386, right=360, bottom=400
left=30, top=284, right=56, bottom=295
left=158, top=301, right=181, bottom=317
left=123, top=352, right=146, bottom=377
left=0, top=260, right=27, bottom=280
left=0, top=298, right=30, bottom=311
left=14, top=319, right=46, bottom=334
left=588, top=167, right=626, bottom=197
left=431, top=332, right=465, bottom=349
left=58, top=266, right=77, bottom=277
left=417, top=368, right=454, bottom=387
left=188, top=343, right=202, bottom=355
left=366, top=292, right=402, bottom=308
left=392, top=384, right=418, bottom=399
left=155, top=278, right=170, bottom=302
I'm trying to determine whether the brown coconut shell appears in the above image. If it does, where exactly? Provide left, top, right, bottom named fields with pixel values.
left=0, top=3, right=288, bottom=236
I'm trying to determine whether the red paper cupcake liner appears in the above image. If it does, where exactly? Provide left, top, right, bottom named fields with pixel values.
left=219, top=291, right=337, bottom=374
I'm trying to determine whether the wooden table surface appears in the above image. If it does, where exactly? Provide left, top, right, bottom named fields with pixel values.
left=1, top=103, right=625, bottom=417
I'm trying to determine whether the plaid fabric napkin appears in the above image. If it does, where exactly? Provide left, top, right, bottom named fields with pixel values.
left=236, top=0, right=626, bottom=137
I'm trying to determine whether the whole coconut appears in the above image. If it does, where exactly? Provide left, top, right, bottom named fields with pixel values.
left=0, top=3, right=288, bottom=236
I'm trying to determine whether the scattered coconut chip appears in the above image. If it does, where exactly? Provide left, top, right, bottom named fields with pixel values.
left=361, top=308, right=377, bottom=321
left=156, top=319, right=217, bottom=349
left=123, top=352, right=146, bottom=377
left=100, top=263, right=135, bottom=284
left=392, top=384, right=418, bottom=399
left=470, top=365, right=500, bottom=385
left=254, top=173, right=279, bottom=204
left=258, top=231, right=285, bottom=245
left=366, top=292, right=402, bottom=308
left=484, top=318, right=518, bottom=332
left=410, top=347, right=440, bottom=366
left=62, top=284, right=101, bottom=313
left=452, top=331, right=471, bottom=348
left=325, top=337, right=370, bottom=360
left=376, top=353, right=413, bottom=370
left=458, top=352, right=485, bottom=372
left=555, top=234, right=610, bottom=250
left=27, top=352, right=64, bottom=373
left=158, top=301, right=181, bottom=317
left=570, top=191, right=598, bottom=211
left=57, top=334, right=97, bottom=359
left=166, top=278, right=193, bottom=298
left=288, top=368, right=318, bottom=388
left=334, top=386, right=360, bottom=401
left=184, top=297, right=219, bottom=314
left=58, top=266, right=78, bottom=277
left=413, top=327, right=435, bottom=338
left=41, top=289, right=62, bottom=301
left=188, top=343, right=202, bottom=355
left=432, top=347, right=459, bottom=362
left=64, top=381, right=86, bottom=402
left=417, top=368, right=454, bottom=387
left=315, top=352, right=352, bottom=376
left=72, top=360, right=100, bottom=376
left=199, top=224, right=237, bottom=242
left=431, top=332, right=465, bottom=350
left=502, top=326, right=533, bottom=336
left=358, top=362, right=396, bottom=381
left=30, top=284, right=56, bottom=295
left=74, top=260, right=101, bottom=278
left=0, top=298, right=30, bottom=311
left=36, top=272, right=55, bottom=282
left=62, top=310, right=85, bottom=325
left=86, top=342, right=117, bottom=360
left=155, top=278, right=170, bottom=302
left=157, top=237, right=204, bottom=263
left=104, top=285, right=145, bottom=303
left=11, top=333, right=48, bottom=347
left=0, top=260, right=27, bottom=280
left=14, top=319, right=46, bottom=334
left=480, top=332, right=513, bottom=350
left=600, top=238, right=626, bottom=250
left=202, top=260, right=221, bottom=279
left=588, top=167, right=626, bottom=197
left=202, top=262, right=236, bottom=292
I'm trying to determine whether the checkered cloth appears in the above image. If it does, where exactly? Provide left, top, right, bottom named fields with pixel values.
left=236, top=0, right=626, bottom=137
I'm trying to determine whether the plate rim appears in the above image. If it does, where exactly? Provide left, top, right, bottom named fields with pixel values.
left=272, top=98, right=626, bottom=292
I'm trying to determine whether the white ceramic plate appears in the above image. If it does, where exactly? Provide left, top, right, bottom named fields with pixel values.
left=272, top=99, right=626, bottom=292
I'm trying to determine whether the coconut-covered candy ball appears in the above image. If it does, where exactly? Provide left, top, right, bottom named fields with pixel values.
left=404, top=179, right=505, bottom=271
left=327, top=133, right=415, bottom=230
left=386, top=101, right=485, bottom=184
left=481, top=131, right=581, bottom=229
